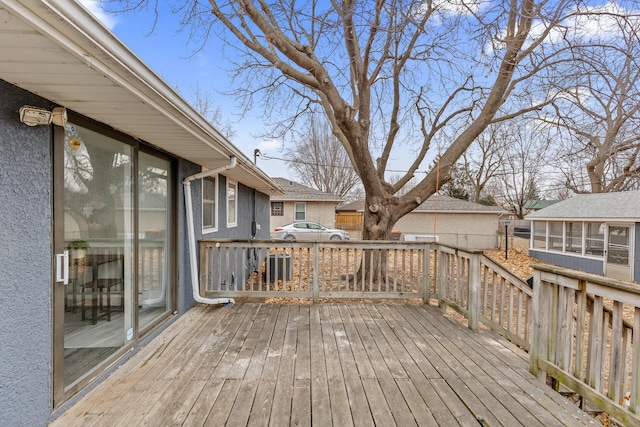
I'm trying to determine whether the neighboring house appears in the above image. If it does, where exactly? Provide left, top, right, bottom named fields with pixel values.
left=523, top=200, right=560, bottom=214
left=336, top=195, right=509, bottom=249
left=526, top=191, right=640, bottom=282
left=269, top=178, right=343, bottom=231
left=0, top=2, right=280, bottom=425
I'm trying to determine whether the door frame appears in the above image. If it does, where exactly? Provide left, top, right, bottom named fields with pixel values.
left=604, top=223, right=634, bottom=281
left=52, top=125, right=66, bottom=405
left=51, top=114, right=178, bottom=408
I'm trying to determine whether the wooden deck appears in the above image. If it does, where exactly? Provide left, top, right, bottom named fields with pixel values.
left=51, top=303, right=599, bottom=426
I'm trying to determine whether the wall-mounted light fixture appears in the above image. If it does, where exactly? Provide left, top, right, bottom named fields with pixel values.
left=19, top=106, right=67, bottom=127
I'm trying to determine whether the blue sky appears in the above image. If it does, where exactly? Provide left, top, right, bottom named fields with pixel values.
left=81, top=1, right=290, bottom=178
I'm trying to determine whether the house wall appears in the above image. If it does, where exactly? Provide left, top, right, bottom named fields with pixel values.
left=190, top=174, right=271, bottom=292
left=0, top=79, right=273, bottom=426
left=528, top=250, right=604, bottom=275
left=394, top=212, right=500, bottom=249
left=270, top=201, right=337, bottom=230
left=0, top=81, right=53, bottom=427
left=635, top=223, right=640, bottom=282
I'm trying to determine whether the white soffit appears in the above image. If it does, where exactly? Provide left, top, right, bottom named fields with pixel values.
left=0, top=0, right=281, bottom=195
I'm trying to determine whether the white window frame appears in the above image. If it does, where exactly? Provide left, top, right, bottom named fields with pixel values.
left=227, top=179, right=238, bottom=228
left=202, top=176, right=218, bottom=233
left=294, top=202, right=306, bottom=221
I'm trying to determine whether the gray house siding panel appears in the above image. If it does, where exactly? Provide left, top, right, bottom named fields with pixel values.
left=188, top=173, right=271, bottom=295
left=635, top=223, right=640, bottom=282
left=0, top=81, right=52, bottom=426
left=177, top=159, right=202, bottom=312
left=529, top=250, right=604, bottom=275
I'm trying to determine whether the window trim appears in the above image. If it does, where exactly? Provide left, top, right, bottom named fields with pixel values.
left=227, top=179, right=238, bottom=228
left=202, top=175, right=218, bottom=233
left=271, top=201, right=284, bottom=216
left=530, top=219, right=607, bottom=260
left=294, top=202, right=306, bottom=222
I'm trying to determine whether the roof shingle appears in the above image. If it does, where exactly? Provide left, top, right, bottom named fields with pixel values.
left=271, top=178, right=343, bottom=202
left=526, top=191, right=640, bottom=220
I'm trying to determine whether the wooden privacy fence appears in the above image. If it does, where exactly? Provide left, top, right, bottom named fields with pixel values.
left=199, top=239, right=640, bottom=425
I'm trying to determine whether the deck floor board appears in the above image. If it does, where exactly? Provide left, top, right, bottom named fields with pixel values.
left=51, top=303, right=598, bottom=427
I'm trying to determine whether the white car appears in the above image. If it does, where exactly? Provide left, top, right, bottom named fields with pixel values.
left=273, top=222, right=349, bottom=241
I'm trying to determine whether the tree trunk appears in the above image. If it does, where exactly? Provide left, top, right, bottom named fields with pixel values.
left=356, top=202, right=400, bottom=284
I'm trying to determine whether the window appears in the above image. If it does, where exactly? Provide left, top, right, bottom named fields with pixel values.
left=532, top=221, right=546, bottom=249
left=271, top=202, right=284, bottom=216
left=585, top=222, right=605, bottom=256
left=548, top=221, right=563, bottom=252
left=202, top=177, right=217, bottom=232
left=294, top=202, right=306, bottom=221
left=227, top=180, right=237, bottom=227
left=565, top=222, right=582, bottom=254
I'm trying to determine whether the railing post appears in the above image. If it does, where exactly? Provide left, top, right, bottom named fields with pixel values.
left=437, top=247, right=447, bottom=311
left=199, top=242, right=208, bottom=296
left=530, top=269, right=548, bottom=379
left=468, top=252, right=481, bottom=331
left=312, top=242, right=319, bottom=303
left=422, top=244, right=430, bottom=304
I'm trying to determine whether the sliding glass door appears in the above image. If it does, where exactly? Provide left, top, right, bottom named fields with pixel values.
left=53, top=120, right=174, bottom=405
left=138, top=151, right=173, bottom=331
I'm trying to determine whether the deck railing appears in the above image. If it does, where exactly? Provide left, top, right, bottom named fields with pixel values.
left=435, top=246, right=532, bottom=350
left=199, top=239, right=639, bottom=424
left=530, top=264, right=640, bottom=425
left=199, top=239, right=433, bottom=302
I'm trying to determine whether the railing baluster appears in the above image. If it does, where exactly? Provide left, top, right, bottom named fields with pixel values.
left=631, top=307, right=640, bottom=412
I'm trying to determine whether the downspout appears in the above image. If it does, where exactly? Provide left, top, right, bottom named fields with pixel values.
left=183, top=156, right=237, bottom=305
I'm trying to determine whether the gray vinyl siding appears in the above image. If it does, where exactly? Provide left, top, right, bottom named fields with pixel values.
left=0, top=80, right=52, bottom=427
left=635, top=223, right=640, bottom=282
left=529, top=250, right=604, bottom=275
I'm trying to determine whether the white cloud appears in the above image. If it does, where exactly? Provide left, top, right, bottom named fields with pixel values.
left=434, top=0, right=485, bottom=16
left=485, top=1, right=638, bottom=56
left=412, top=0, right=487, bottom=23
left=78, top=0, right=118, bottom=30
left=257, top=138, right=282, bottom=153
left=530, top=1, right=638, bottom=44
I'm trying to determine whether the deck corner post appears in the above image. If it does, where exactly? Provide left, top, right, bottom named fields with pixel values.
left=199, top=242, right=208, bottom=296
left=468, top=252, right=481, bottom=331
left=530, top=268, right=545, bottom=379
left=312, top=242, right=319, bottom=303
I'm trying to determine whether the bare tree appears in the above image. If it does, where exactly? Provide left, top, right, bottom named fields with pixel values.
left=543, top=14, right=640, bottom=193
left=115, top=0, right=637, bottom=240
left=388, top=173, right=417, bottom=197
left=460, top=125, right=508, bottom=203
left=189, top=83, right=237, bottom=139
left=286, top=114, right=359, bottom=197
left=498, top=120, right=551, bottom=219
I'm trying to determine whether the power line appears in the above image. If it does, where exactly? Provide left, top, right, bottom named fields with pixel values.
left=256, top=152, right=430, bottom=175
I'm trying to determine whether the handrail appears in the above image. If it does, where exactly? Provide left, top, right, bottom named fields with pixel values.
left=198, top=238, right=639, bottom=424
left=530, top=264, right=640, bottom=426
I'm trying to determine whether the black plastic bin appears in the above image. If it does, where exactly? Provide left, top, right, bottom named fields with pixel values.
left=268, top=254, right=293, bottom=282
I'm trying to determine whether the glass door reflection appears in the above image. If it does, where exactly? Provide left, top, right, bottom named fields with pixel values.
left=63, top=123, right=134, bottom=387
left=138, top=151, right=172, bottom=330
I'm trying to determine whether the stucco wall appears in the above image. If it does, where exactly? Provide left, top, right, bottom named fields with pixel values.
left=0, top=81, right=53, bottom=426
left=395, top=212, right=500, bottom=249
left=270, top=201, right=338, bottom=230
